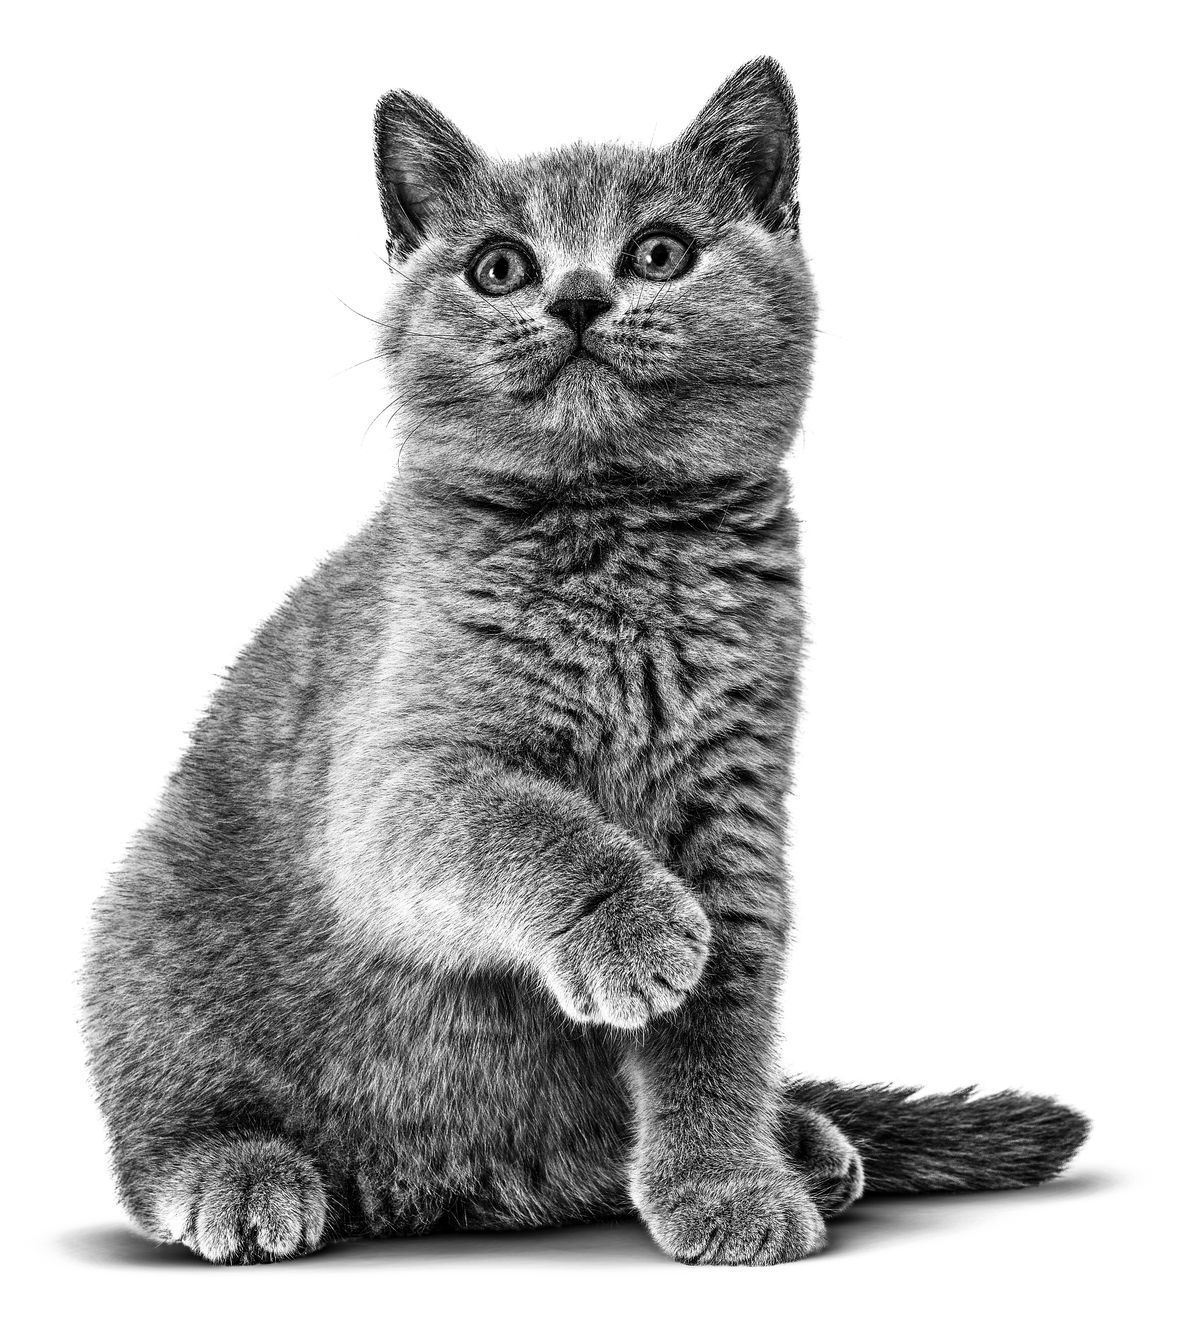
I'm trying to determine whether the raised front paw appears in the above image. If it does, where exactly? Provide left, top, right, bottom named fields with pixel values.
left=156, top=1135, right=328, bottom=1264
left=633, top=1155, right=827, bottom=1266
left=541, top=867, right=711, bottom=1029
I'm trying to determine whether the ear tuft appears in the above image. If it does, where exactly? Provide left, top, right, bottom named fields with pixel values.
left=677, top=57, right=800, bottom=233
left=374, top=91, right=483, bottom=259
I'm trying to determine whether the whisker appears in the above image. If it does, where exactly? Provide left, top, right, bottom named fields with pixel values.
left=401, top=330, right=484, bottom=344
left=339, top=297, right=475, bottom=343
left=455, top=274, right=520, bottom=330
left=645, top=272, right=675, bottom=315
left=361, top=395, right=403, bottom=442
left=337, top=297, right=404, bottom=333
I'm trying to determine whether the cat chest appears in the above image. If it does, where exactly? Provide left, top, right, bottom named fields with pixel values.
left=465, top=567, right=795, bottom=839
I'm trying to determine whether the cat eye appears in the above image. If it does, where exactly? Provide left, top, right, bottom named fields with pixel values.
left=467, top=242, right=536, bottom=297
left=624, top=231, right=695, bottom=282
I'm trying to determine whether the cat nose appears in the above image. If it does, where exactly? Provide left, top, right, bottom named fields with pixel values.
left=546, top=297, right=612, bottom=338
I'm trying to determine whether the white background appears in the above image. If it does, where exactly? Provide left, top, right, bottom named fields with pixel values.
left=3, top=1, right=1186, bottom=1315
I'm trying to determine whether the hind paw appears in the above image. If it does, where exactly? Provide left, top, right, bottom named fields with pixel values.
left=156, top=1136, right=328, bottom=1264
left=780, top=1104, right=865, bottom=1217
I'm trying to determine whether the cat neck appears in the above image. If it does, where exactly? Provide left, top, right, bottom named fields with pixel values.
left=385, top=462, right=794, bottom=582
left=393, top=459, right=786, bottom=530
left=391, top=462, right=790, bottom=526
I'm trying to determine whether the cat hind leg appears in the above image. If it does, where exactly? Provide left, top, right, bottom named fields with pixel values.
left=150, top=1134, right=328, bottom=1265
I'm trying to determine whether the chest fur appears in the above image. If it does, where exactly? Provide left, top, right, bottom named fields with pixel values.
left=423, top=505, right=803, bottom=848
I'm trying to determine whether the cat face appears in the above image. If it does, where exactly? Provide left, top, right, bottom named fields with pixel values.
left=374, top=59, right=816, bottom=487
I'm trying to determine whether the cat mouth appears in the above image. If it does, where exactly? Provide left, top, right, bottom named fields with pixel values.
left=510, top=346, right=624, bottom=402
left=553, top=345, right=620, bottom=384
left=563, top=345, right=612, bottom=373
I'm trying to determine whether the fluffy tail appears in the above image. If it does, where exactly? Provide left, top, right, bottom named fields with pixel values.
left=785, top=1078, right=1089, bottom=1193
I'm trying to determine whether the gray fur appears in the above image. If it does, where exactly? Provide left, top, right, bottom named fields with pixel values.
left=83, top=57, right=1087, bottom=1267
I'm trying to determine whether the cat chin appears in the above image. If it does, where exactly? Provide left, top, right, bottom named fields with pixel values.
left=523, top=363, right=647, bottom=435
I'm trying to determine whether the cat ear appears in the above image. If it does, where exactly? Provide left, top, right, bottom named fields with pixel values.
left=374, top=90, right=483, bottom=259
left=677, top=57, right=800, bottom=234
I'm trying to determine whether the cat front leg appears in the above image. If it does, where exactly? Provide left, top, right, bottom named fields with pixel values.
left=627, top=937, right=826, bottom=1264
left=539, top=858, right=711, bottom=1028
left=333, top=758, right=710, bottom=1026
left=625, top=831, right=826, bottom=1264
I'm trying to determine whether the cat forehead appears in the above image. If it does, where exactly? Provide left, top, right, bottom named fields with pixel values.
left=480, top=143, right=712, bottom=245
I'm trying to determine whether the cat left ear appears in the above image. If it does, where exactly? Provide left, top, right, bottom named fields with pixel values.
left=677, top=57, right=800, bottom=234
left=374, top=90, right=483, bottom=260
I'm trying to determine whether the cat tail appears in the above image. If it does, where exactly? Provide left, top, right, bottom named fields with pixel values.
left=784, top=1077, right=1089, bottom=1193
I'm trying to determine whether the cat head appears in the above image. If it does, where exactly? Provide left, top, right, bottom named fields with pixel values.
left=373, top=58, right=815, bottom=489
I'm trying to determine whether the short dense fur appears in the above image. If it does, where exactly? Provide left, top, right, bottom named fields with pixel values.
left=83, top=59, right=1087, bottom=1266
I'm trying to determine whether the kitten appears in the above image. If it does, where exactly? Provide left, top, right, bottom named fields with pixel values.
left=83, top=57, right=1087, bottom=1266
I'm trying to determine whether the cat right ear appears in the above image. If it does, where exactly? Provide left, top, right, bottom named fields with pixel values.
left=374, top=91, right=483, bottom=261
left=677, top=57, right=801, bottom=235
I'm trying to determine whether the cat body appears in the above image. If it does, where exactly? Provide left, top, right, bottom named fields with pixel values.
left=87, top=473, right=799, bottom=1240
left=84, top=59, right=1087, bottom=1266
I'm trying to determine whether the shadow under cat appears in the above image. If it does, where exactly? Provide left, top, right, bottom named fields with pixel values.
left=58, top=1171, right=1114, bottom=1271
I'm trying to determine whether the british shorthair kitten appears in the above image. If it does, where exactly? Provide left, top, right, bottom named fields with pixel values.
left=84, top=58, right=1087, bottom=1266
